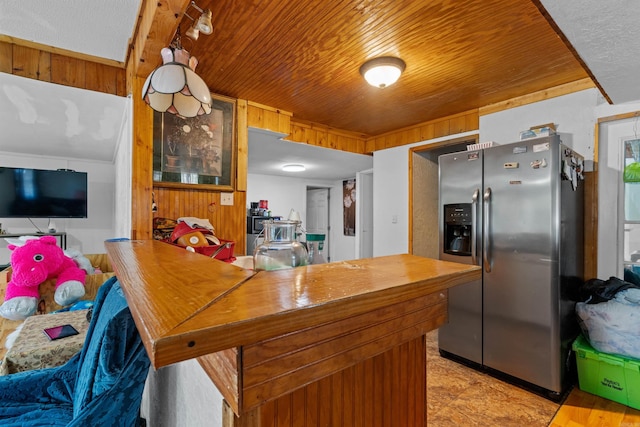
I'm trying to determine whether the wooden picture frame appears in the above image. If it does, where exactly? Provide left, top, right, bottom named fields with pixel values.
left=152, top=94, right=236, bottom=191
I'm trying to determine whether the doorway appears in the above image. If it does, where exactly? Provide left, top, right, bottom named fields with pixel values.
left=596, top=111, right=640, bottom=278
left=306, top=187, right=330, bottom=262
left=355, top=169, right=373, bottom=258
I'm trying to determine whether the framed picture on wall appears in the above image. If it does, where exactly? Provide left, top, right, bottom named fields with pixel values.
left=343, top=179, right=356, bottom=236
left=152, top=93, right=236, bottom=191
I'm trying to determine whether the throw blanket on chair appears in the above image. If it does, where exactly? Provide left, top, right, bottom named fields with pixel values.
left=0, top=276, right=150, bottom=426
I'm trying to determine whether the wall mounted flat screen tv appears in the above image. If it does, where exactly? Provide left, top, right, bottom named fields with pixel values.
left=0, top=167, right=88, bottom=218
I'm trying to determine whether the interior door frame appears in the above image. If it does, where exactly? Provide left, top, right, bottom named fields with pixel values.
left=355, top=168, right=373, bottom=259
left=593, top=110, right=640, bottom=279
left=306, top=186, right=331, bottom=262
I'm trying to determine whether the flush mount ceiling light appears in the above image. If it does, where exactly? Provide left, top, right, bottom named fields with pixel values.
left=142, top=29, right=212, bottom=118
left=282, top=164, right=306, bottom=172
left=359, top=56, right=406, bottom=88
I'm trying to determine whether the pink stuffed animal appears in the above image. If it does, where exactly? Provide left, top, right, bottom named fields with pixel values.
left=0, top=236, right=86, bottom=320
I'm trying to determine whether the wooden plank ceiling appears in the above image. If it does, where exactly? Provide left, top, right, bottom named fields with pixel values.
left=143, top=0, right=590, bottom=137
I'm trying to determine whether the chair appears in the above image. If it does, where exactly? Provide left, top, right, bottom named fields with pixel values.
left=0, top=276, right=150, bottom=426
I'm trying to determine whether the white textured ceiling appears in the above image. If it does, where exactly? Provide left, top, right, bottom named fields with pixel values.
left=0, top=0, right=140, bottom=63
left=0, top=73, right=129, bottom=163
left=540, top=0, right=640, bottom=103
left=248, top=128, right=373, bottom=181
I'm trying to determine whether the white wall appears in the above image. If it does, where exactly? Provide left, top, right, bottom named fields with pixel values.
left=372, top=131, right=477, bottom=257
left=114, top=96, right=133, bottom=239
left=480, top=89, right=600, bottom=164
left=247, top=173, right=357, bottom=262
left=141, top=359, right=224, bottom=427
left=0, top=153, right=117, bottom=264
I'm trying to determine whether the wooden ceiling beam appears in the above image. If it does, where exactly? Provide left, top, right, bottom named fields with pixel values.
left=0, top=34, right=124, bottom=69
left=130, top=0, right=190, bottom=79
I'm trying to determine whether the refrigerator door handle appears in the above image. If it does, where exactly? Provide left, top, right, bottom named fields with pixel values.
left=483, top=187, right=492, bottom=273
left=471, top=188, right=480, bottom=265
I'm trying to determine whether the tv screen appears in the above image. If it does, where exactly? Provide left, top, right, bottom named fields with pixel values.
left=0, top=167, right=87, bottom=218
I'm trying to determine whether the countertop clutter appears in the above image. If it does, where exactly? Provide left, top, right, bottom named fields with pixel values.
left=152, top=216, right=236, bottom=262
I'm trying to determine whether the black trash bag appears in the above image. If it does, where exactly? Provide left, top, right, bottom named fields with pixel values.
left=578, top=275, right=640, bottom=304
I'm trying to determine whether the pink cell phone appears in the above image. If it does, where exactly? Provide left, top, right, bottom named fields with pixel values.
left=43, top=324, right=79, bottom=341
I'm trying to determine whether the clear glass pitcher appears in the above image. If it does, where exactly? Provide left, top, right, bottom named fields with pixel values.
left=253, top=220, right=308, bottom=271
left=306, top=233, right=326, bottom=264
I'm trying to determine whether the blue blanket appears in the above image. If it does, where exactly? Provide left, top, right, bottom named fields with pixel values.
left=0, top=277, right=150, bottom=426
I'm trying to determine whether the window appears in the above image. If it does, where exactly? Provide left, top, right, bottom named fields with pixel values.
left=622, top=138, right=640, bottom=265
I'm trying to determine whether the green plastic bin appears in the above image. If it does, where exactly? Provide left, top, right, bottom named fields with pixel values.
left=573, top=335, right=640, bottom=410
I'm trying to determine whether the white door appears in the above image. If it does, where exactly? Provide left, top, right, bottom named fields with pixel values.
left=356, top=169, right=373, bottom=258
left=306, top=188, right=330, bottom=261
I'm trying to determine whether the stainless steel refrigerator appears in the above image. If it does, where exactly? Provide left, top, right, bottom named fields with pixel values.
left=438, top=135, right=584, bottom=399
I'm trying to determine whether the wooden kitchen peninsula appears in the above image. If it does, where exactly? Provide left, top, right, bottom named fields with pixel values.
left=105, top=240, right=480, bottom=427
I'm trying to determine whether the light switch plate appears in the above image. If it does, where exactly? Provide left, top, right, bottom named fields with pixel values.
left=221, top=192, right=234, bottom=205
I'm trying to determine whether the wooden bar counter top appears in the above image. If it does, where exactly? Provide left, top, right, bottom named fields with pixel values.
left=106, top=240, right=480, bottom=427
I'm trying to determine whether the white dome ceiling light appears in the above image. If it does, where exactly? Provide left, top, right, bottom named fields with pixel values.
left=359, top=57, right=406, bottom=88
left=282, top=164, right=306, bottom=172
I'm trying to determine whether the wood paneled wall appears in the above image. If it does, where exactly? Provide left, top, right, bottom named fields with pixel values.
left=132, top=86, right=250, bottom=253
left=0, top=41, right=126, bottom=96
left=366, top=111, right=479, bottom=153
left=247, top=102, right=292, bottom=135
left=277, top=110, right=479, bottom=155
left=285, top=120, right=367, bottom=154
left=152, top=188, right=247, bottom=254
left=254, top=337, right=427, bottom=427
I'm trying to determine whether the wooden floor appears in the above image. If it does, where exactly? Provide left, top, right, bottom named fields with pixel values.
left=426, top=330, right=640, bottom=427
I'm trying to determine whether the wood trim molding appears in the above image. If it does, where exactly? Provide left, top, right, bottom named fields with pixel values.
left=478, top=78, right=595, bottom=116
left=0, top=40, right=126, bottom=96
left=0, top=34, right=125, bottom=68
left=132, top=0, right=190, bottom=79
left=285, top=119, right=367, bottom=154
left=597, top=110, right=640, bottom=125
left=365, top=110, right=479, bottom=153
left=587, top=110, right=640, bottom=280
left=247, top=102, right=292, bottom=135
left=236, top=99, right=249, bottom=192
left=131, top=75, right=154, bottom=240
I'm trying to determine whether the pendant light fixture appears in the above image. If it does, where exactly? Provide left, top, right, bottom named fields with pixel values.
left=359, top=57, right=406, bottom=88
left=142, top=27, right=212, bottom=118
left=141, top=1, right=215, bottom=117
